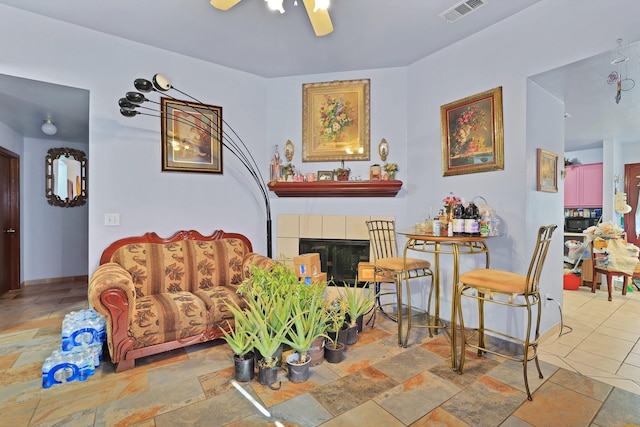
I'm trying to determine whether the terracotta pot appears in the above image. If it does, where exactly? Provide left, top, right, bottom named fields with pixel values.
left=308, top=336, right=325, bottom=367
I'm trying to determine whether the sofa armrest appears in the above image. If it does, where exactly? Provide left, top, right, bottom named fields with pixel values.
left=88, top=263, right=137, bottom=363
left=242, top=253, right=276, bottom=279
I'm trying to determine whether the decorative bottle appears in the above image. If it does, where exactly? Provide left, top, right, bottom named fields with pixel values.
left=452, top=202, right=465, bottom=236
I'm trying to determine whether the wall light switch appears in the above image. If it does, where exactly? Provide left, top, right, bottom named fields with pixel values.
left=104, top=213, right=120, bottom=226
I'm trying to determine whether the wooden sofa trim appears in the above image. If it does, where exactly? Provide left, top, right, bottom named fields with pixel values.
left=99, top=229, right=253, bottom=265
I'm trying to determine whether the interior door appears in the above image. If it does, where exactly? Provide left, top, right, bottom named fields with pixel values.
left=0, top=146, right=20, bottom=295
left=624, top=163, right=640, bottom=248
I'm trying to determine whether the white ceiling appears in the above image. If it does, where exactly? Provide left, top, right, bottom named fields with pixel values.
left=0, top=0, right=637, bottom=151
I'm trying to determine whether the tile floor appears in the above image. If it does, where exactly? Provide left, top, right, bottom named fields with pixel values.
left=1, top=280, right=640, bottom=426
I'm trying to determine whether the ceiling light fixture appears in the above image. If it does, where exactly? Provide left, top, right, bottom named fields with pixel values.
left=266, top=0, right=285, bottom=14
left=41, top=119, right=57, bottom=136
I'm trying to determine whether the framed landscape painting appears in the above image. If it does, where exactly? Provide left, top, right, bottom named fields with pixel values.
left=302, top=79, right=370, bottom=162
left=161, top=97, right=223, bottom=173
left=440, top=87, right=504, bottom=176
left=537, top=148, right=558, bottom=192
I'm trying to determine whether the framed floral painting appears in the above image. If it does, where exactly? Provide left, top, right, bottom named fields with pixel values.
left=302, top=79, right=370, bottom=162
left=440, top=87, right=504, bottom=176
left=161, top=97, right=223, bottom=173
left=537, top=148, right=558, bottom=192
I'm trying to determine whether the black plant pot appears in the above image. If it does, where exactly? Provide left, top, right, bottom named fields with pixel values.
left=234, top=351, right=255, bottom=383
left=255, top=343, right=283, bottom=368
left=324, top=342, right=345, bottom=364
left=356, top=314, right=364, bottom=333
left=257, top=364, right=281, bottom=390
left=346, top=325, right=358, bottom=345
left=327, top=324, right=348, bottom=350
left=286, top=353, right=311, bottom=383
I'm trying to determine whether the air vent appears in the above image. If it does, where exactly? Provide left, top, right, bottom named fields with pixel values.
left=440, top=0, right=487, bottom=23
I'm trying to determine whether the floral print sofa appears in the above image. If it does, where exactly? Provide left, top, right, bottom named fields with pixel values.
left=88, top=230, right=273, bottom=372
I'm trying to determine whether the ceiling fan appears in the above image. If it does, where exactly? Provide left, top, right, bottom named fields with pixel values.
left=210, top=0, right=333, bottom=36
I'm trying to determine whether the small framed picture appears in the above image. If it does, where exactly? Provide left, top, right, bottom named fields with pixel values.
left=537, top=148, right=558, bottom=192
left=317, top=171, right=334, bottom=181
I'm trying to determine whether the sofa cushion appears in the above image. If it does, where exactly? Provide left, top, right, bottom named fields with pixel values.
left=130, top=291, right=207, bottom=349
left=193, top=285, right=248, bottom=329
left=109, top=238, right=249, bottom=297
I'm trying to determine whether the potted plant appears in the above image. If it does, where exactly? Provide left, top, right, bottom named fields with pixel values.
left=339, top=281, right=377, bottom=345
left=219, top=303, right=256, bottom=382
left=324, top=297, right=347, bottom=363
left=282, top=292, right=329, bottom=383
left=383, top=163, right=398, bottom=180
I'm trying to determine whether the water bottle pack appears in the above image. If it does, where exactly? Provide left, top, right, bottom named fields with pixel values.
left=42, top=309, right=106, bottom=388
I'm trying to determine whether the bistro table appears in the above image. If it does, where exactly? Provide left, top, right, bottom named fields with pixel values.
left=397, top=228, right=490, bottom=370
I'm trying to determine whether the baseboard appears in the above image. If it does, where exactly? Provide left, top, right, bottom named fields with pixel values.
left=22, top=275, right=88, bottom=287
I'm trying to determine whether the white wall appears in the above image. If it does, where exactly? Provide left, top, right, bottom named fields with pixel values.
left=23, top=138, right=88, bottom=281
left=2, top=0, right=640, bottom=338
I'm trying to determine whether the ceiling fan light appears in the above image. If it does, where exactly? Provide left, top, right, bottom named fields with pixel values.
left=41, top=119, right=57, bottom=136
left=266, top=0, right=285, bottom=13
left=313, top=0, right=329, bottom=12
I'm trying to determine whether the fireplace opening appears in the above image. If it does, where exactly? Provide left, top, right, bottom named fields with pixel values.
left=299, top=238, right=370, bottom=286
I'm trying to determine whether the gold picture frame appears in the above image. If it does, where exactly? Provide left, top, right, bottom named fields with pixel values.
left=302, top=79, right=370, bottom=162
left=440, top=87, right=504, bottom=176
left=161, top=97, right=223, bottom=173
left=537, top=148, right=558, bottom=192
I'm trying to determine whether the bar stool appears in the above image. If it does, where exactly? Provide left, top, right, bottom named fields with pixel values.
left=454, top=224, right=557, bottom=400
left=366, top=220, right=433, bottom=347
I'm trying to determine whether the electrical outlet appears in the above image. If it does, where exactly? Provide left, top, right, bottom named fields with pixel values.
left=104, top=213, right=120, bottom=226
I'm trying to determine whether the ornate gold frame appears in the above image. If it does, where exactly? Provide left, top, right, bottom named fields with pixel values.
left=440, top=87, right=504, bottom=176
left=302, top=79, right=370, bottom=162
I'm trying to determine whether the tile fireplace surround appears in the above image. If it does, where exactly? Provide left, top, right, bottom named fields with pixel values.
left=276, top=214, right=393, bottom=269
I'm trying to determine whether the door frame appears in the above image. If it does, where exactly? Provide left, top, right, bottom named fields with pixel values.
left=0, top=146, right=20, bottom=291
left=623, top=163, right=640, bottom=249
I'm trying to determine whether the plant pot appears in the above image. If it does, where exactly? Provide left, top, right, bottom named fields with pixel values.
left=255, top=343, right=283, bottom=368
left=257, top=364, right=281, bottom=390
left=286, top=353, right=311, bottom=383
left=327, top=324, right=348, bottom=349
left=308, top=336, right=325, bottom=367
left=356, top=314, right=364, bottom=333
left=324, top=342, right=345, bottom=364
left=346, top=325, right=358, bottom=345
left=233, top=351, right=255, bottom=383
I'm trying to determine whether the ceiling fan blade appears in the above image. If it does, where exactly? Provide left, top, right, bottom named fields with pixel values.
left=210, top=0, right=242, bottom=11
left=302, top=0, right=333, bottom=37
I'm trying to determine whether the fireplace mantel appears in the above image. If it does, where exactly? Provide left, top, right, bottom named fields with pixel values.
left=268, top=180, right=402, bottom=197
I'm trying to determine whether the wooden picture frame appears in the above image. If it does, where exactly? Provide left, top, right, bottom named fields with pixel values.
left=537, top=148, right=558, bottom=192
left=302, top=79, right=370, bottom=162
left=317, top=170, right=335, bottom=181
left=440, top=87, right=504, bottom=176
left=161, top=97, right=223, bottom=173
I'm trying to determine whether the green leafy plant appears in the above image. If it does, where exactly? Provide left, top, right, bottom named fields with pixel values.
left=282, top=291, right=329, bottom=362
left=325, top=297, right=347, bottom=349
left=219, top=303, right=255, bottom=359
left=339, top=281, right=377, bottom=328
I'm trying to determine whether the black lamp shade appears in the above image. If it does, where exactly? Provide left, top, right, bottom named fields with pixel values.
left=134, top=78, right=154, bottom=93
left=125, top=92, right=146, bottom=104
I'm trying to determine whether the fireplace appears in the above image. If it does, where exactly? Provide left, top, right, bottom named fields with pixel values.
left=299, top=238, right=370, bottom=286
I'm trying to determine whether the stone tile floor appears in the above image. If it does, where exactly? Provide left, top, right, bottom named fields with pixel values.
left=1, top=281, right=640, bottom=426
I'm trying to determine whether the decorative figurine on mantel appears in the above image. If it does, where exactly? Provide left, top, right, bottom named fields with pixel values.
left=370, top=164, right=381, bottom=181
left=270, top=145, right=282, bottom=182
left=334, top=160, right=350, bottom=181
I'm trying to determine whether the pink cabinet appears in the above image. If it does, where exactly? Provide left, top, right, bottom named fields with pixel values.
left=564, top=163, right=603, bottom=208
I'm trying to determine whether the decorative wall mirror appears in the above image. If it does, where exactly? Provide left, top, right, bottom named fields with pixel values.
left=45, top=147, right=87, bottom=207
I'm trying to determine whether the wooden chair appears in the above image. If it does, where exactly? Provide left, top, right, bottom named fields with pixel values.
left=590, top=235, right=640, bottom=301
left=454, top=224, right=557, bottom=400
left=366, top=220, right=433, bottom=347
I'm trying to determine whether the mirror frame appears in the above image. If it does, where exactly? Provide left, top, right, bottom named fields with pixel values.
left=45, top=147, right=87, bottom=207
